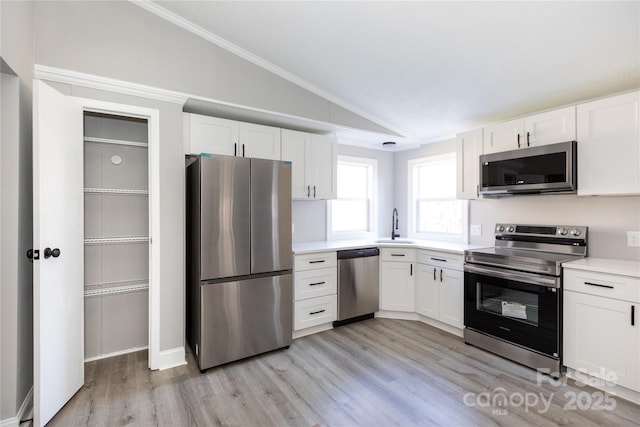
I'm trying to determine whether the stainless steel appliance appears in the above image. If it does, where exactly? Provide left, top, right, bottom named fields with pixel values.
left=464, top=223, right=588, bottom=375
left=479, top=141, right=577, bottom=196
left=186, top=155, right=293, bottom=371
left=335, top=247, right=380, bottom=326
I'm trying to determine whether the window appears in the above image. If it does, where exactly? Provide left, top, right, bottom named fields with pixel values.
left=329, top=156, right=377, bottom=239
left=408, top=153, right=468, bottom=243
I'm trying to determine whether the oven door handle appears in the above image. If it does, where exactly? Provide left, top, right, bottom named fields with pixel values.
left=464, top=264, right=560, bottom=288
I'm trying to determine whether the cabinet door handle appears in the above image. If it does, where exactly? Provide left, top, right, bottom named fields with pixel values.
left=430, top=257, right=447, bottom=262
left=440, top=268, right=443, bottom=282
left=313, top=185, right=316, bottom=198
left=517, top=133, right=521, bottom=148
left=390, top=254, right=405, bottom=257
left=234, top=143, right=237, bottom=157
left=433, top=268, right=436, bottom=280
left=526, top=131, right=530, bottom=147
left=242, top=143, right=245, bottom=157
left=584, top=281, right=614, bottom=289
left=410, top=264, right=413, bottom=276
left=309, top=281, right=326, bottom=286
left=307, top=185, right=310, bottom=197
left=632, top=305, right=635, bottom=326
left=309, top=260, right=325, bottom=264
left=310, top=309, right=326, bottom=315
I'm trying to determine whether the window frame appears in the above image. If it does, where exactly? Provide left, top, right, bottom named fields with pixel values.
left=407, top=153, right=469, bottom=244
left=328, top=155, right=378, bottom=241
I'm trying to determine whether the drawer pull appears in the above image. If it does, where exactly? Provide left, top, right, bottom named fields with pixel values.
left=390, top=254, right=405, bottom=257
left=430, top=257, right=447, bottom=262
left=584, top=281, right=614, bottom=289
left=310, top=309, right=326, bottom=315
left=309, top=260, right=326, bottom=264
left=309, top=281, right=326, bottom=286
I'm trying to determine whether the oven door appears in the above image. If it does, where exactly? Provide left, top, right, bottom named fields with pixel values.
left=464, top=264, right=561, bottom=358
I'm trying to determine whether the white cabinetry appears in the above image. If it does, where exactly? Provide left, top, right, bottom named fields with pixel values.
left=281, top=129, right=337, bottom=199
left=415, top=250, right=464, bottom=329
left=483, top=107, right=576, bottom=154
left=577, top=91, right=640, bottom=196
left=184, top=113, right=281, bottom=160
left=456, top=129, right=483, bottom=200
left=379, top=248, right=415, bottom=312
left=563, top=261, right=640, bottom=393
left=293, top=251, right=337, bottom=332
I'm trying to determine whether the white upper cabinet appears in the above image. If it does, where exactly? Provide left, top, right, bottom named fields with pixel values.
left=456, top=129, right=483, bottom=200
left=281, top=129, right=336, bottom=200
left=577, top=91, right=640, bottom=196
left=238, top=122, right=281, bottom=160
left=525, top=106, right=576, bottom=147
left=184, top=113, right=281, bottom=160
left=483, top=106, right=576, bottom=154
left=185, top=114, right=237, bottom=156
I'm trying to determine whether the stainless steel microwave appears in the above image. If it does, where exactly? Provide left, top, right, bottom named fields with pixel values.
left=479, top=141, right=577, bottom=196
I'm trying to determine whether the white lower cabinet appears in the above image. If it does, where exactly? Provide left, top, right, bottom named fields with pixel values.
left=294, top=295, right=337, bottom=331
left=563, top=263, right=640, bottom=393
left=415, top=250, right=464, bottom=329
left=379, top=248, right=415, bottom=312
left=293, top=251, right=337, bottom=332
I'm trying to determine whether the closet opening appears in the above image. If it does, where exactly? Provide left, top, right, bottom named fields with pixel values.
left=82, top=111, right=150, bottom=361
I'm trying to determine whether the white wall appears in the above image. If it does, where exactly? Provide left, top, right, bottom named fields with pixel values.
left=1, top=0, right=35, bottom=421
left=33, top=1, right=394, bottom=136
left=469, top=195, right=640, bottom=261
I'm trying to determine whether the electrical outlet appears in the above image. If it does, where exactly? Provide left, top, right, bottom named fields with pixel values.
left=627, top=231, right=640, bottom=247
left=470, top=224, right=482, bottom=236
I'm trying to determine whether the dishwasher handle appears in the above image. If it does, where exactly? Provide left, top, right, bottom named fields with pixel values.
left=337, top=247, right=379, bottom=259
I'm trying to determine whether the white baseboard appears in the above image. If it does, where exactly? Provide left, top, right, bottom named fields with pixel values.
left=84, top=346, right=149, bottom=363
left=0, top=386, right=33, bottom=427
left=293, top=322, right=333, bottom=339
left=416, top=314, right=463, bottom=338
left=157, top=346, right=187, bottom=370
left=375, top=310, right=419, bottom=321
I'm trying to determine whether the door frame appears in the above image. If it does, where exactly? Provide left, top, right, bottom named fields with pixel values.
left=78, top=97, right=161, bottom=369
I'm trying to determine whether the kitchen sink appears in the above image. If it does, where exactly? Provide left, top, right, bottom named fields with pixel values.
left=374, top=238, right=415, bottom=244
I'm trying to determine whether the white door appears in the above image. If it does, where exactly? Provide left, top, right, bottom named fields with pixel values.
left=187, top=114, right=238, bottom=156
left=380, top=262, right=415, bottom=312
left=415, top=264, right=438, bottom=318
left=524, top=106, right=576, bottom=148
left=308, top=134, right=337, bottom=199
left=33, top=80, right=85, bottom=426
left=439, top=268, right=464, bottom=329
left=280, top=129, right=309, bottom=198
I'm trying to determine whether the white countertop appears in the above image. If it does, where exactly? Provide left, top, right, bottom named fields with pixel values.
left=563, top=257, right=640, bottom=278
left=292, top=239, right=485, bottom=255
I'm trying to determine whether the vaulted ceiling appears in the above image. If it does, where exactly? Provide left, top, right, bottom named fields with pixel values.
left=152, top=1, right=639, bottom=147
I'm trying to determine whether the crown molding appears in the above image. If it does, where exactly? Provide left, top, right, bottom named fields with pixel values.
left=34, top=64, right=188, bottom=104
left=130, top=0, right=410, bottom=139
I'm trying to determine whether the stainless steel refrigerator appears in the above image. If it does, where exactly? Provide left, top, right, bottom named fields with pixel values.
left=186, top=155, right=293, bottom=370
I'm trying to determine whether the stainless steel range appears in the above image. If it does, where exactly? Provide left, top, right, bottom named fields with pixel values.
left=464, top=223, right=588, bottom=375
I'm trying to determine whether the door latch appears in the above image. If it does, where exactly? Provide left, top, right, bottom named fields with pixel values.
left=27, top=249, right=40, bottom=260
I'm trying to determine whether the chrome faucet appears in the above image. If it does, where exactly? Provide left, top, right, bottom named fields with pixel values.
left=391, top=208, right=400, bottom=240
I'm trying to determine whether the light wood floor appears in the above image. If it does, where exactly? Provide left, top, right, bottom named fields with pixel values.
left=49, top=318, right=640, bottom=426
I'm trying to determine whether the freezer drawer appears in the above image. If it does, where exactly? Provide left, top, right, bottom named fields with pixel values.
left=195, top=273, right=292, bottom=370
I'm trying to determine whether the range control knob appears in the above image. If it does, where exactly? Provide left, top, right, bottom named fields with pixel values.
left=571, top=229, right=581, bottom=236
left=507, top=226, right=515, bottom=232
left=497, top=225, right=505, bottom=232
left=558, top=228, right=568, bottom=236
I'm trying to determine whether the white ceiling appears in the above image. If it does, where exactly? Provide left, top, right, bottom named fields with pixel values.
left=151, top=1, right=639, bottom=148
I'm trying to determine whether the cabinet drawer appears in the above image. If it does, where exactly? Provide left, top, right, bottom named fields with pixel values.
left=381, top=248, right=416, bottom=262
left=564, top=269, right=640, bottom=303
left=417, top=250, right=463, bottom=270
left=294, top=268, right=337, bottom=301
left=294, top=295, right=337, bottom=331
left=294, top=252, right=337, bottom=271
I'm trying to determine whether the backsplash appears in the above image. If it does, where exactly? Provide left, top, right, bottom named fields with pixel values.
left=470, top=194, right=640, bottom=261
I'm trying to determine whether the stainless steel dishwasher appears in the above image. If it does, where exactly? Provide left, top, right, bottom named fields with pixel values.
left=334, top=247, right=380, bottom=326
